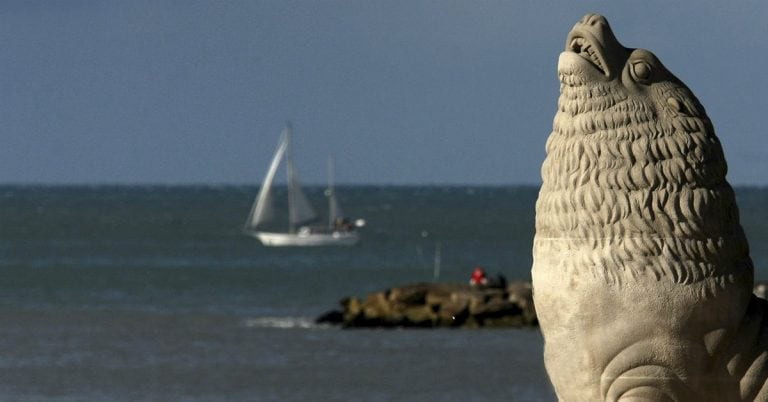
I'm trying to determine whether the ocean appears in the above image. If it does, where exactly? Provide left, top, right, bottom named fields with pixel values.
left=1, top=185, right=767, bottom=401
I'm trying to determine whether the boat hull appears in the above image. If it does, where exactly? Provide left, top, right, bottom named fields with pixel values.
left=247, top=230, right=359, bottom=247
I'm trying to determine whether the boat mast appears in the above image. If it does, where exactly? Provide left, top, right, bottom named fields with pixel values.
left=284, top=123, right=317, bottom=233
left=327, top=156, right=335, bottom=229
left=326, top=155, right=345, bottom=229
left=286, top=123, right=298, bottom=233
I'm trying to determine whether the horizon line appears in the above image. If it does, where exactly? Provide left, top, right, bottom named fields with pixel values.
left=1, top=181, right=767, bottom=189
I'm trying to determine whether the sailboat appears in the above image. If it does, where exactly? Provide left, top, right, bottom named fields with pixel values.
left=243, top=124, right=364, bottom=247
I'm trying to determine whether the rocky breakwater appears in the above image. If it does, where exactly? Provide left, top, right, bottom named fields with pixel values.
left=317, top=281, right=537, bottom=328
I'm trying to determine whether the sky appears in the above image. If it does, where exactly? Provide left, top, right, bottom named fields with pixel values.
left=1, top=1, right=766, bottom=186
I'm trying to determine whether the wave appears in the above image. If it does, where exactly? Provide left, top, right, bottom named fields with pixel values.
left=240, top=316, right=324, bottom=329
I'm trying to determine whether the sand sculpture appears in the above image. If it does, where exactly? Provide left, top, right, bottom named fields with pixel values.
left=532, top=13, right=768, bottom=401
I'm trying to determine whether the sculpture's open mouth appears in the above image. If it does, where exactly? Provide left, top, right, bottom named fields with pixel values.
left=566, top=32, right=608, bottom=76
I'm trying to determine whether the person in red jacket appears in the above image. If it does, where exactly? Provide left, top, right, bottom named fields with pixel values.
left=469, top=266, right=488, bottom=286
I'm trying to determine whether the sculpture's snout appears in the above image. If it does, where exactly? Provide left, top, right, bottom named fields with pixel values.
left=565, top=14, right=627, bottom=79
left=578, top=13, right=609, bottom=27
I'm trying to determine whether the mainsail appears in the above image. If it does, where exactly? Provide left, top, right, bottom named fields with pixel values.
left=244, top=129, right=287, bottom=230
left=244, top=124, right=317, bottom=233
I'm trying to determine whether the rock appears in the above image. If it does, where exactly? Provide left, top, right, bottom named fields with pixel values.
left=436, top=298, right=470, bottom=327
left=506, top=281, right=537, bottom=325
left=388, top=284, right=429, bottom=305
left=402, top=305, right=437, bottom=327
left=322, top=281, right=537, bottom=329
left=362, top=292, right=391, bottom=320
left=315, top=310, right=343, bottom=325
left=473, top=298, right=522, bottom=320
left=341, top=296, right=366, bottom=326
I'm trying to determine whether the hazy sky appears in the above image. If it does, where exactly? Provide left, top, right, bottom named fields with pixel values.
left=2, top=1, right=766, bottom=185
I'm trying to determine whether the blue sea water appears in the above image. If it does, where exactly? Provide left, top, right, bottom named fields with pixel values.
left=1, top=185, right=767, bottom=401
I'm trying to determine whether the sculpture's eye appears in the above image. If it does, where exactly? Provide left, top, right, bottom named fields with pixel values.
left=630, top=60, right=652, bottom=83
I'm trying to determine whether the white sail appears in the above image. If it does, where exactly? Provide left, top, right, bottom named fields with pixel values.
left=285, top=125, right=317, bottom=231
left=329, top=193, right=343, bottom=226
left=244, top=129, right=289, bottom=230
left=327, top=156, right=343, bottom=227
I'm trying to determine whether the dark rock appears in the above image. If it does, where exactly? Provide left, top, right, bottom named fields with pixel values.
left=402, top=305, right=437, bottom=327
left=315, top=310, right=344, bottom=325
left=322, top=281, right=538, bottom=329
left=388, top=284, right=429, bottom=305
left=473, top=299, right=523, bottom=319
left=436, top=298, right=470, bottom=327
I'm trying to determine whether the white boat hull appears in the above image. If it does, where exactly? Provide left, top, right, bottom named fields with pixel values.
left=247, top=230, right=359, bottom=247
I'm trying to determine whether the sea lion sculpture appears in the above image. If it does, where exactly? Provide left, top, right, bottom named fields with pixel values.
left=532, top=14, right=768, bottom=401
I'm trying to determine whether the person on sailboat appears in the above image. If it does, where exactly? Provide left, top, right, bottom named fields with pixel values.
left=334, top=217, right=354, bottom=231
left=469, top=266, right=489, bottom=286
